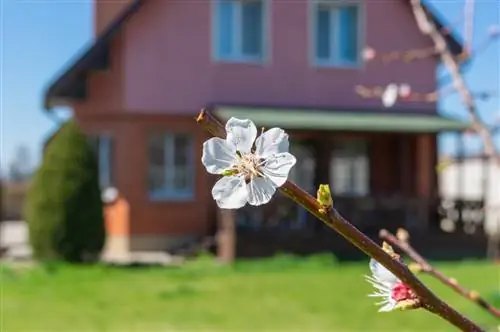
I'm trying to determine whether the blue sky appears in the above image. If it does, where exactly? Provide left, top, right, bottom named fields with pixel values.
left=0, top=0, right=499, bottom=174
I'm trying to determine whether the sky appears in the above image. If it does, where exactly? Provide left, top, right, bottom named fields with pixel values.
left=0, top=0, right=499, bottom=175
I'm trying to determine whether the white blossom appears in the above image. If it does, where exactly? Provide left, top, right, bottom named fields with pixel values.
left=365, top=259, right=415, bottom=312
left=202, top=117, right=296, bottom=209
left=382, top=83, right=399, bottom=108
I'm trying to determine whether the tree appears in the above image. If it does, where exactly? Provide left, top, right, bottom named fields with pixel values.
left=356, top=0, right=500, bottom=259
left=8, top=144, right=32, bottom=181
left=25, top=120, right=105, bottom=262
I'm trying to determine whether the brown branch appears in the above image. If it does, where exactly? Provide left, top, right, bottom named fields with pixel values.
left=410, top=0, right=497, bottom=159
left=380, top=229, right=500, bottom=319
left=196, top=109, right=484, bottom=332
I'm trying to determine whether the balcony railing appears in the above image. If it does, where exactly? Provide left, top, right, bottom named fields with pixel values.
left=235, top=194, right=486, bottom=236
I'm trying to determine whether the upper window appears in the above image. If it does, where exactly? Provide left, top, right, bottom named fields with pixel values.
left=312, top=0, right=361, bottom=67
left=213, top=0, right=267, bottom=62
left=88, top=134, right=114, bottom=189
left=147, top=133, right=194, bottom=201
left=330, top=140, right=369, bottom=196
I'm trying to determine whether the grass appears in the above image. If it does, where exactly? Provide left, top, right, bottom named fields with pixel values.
left=1, top=254, right=499, bottom=331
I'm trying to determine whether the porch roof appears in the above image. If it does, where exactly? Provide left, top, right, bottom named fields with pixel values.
left=213, top=107, right=469, bottom=133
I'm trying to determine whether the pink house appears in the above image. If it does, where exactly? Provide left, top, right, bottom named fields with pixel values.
left=43, top=0, right=467, bottom=258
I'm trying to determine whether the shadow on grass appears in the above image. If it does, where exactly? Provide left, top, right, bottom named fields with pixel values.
left=158, top=284, right=200, bottom=300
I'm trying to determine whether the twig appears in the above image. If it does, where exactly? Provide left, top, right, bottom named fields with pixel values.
left=380, top=229, right=500, bottom=319
left=196, top=109, right=484, bottom=332
left=410, top=0, right=497, bottom=158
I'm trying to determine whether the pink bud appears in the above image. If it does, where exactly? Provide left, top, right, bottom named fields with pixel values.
left=362, top=47, right=376, bottom=61
left=398, top=84, right=412, bottom=98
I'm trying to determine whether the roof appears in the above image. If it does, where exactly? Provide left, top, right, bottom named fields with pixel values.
left=43, top=0, right=464, bottom=110
left=43, top=0, right=143, bottom=109
left=213, top=106, right=469, bottom=133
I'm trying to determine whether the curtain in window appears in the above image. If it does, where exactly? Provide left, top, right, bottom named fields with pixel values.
left=241, top=0, right=263, bottom=56
left=330, top=141, right=369, bottom=196
left=338, top=5, right=358, bottom=63
left=98, top=136, right=114, bottom=188
left=87, top=135, right=114, bottom=188
left=218, top=0, right=235, bottom=57
left=148, top=134, right=166, bottom=194
left=173, top=135, right=192, bottom=191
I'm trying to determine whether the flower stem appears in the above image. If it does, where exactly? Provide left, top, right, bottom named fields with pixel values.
left=380, top=229, right=500, bottom=319
left=196, top=109, right=484, bottom=332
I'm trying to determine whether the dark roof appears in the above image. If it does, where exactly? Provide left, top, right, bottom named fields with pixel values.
left=43, top=0, right=464, bottom=110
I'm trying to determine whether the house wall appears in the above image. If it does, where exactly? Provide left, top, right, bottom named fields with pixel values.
left=75, top=0, right=441, bottom=254
left=120, top=0, right=438, bottom=113
left=77, top=113, right=214, bottom=253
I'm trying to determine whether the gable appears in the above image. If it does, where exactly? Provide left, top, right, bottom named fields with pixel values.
left=43, top=0, right=463, bottom=110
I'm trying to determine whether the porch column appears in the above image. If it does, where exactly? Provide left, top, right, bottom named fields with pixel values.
left=415, top=134, right=433, bottom=197
left=216, top=208, right=236, bottom=264
left=415, top=134, right=433, bottom=230
left=398, top=135, right=412, bottom=195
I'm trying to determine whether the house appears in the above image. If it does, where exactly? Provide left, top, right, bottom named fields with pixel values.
left=43, top=0, right=470, bottom=259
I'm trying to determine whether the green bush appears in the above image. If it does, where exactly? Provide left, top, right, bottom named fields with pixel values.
left=25, top=120, right=105, bottom=262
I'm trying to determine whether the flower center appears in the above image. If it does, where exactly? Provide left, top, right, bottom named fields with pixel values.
left=235, top=152, right=263, bottom=181
left=391, top=282, right=414, bottom=302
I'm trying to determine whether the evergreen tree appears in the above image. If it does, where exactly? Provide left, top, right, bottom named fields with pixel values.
left=25, top=120, right=105, bottom=262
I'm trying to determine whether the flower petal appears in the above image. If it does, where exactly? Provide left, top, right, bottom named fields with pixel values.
left=254, top=127, right=290, bottom=158
left=225, top=117, right=257, bottom=154
left=261, top=152, right=296, bottom=187
left=382, top=83, right=398, bottom=108
left=202, top=137, right=237, bottom=174
left=369, top=259, right=399, bottom=286
left=247, top=176, right=277, bottom=206
left=378, top=299, right=397, bottom=312
left=211, top=175, right=248, bottom=209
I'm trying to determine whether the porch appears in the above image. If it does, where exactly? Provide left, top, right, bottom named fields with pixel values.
left=210, top=107, right=487, bottom=260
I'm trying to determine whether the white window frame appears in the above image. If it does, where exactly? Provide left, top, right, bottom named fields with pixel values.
left=330, top=140, right=370, bottom=197
left=148, top=133, right=195, bottom=201
left=212, top=0, right=270, bottom=63
left=310, top=0, right=364, bottom=68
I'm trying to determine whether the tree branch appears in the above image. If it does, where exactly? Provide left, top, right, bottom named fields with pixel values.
left=196, top=109, right=484, bottom=332
left=410, top=0, right=497, bottom=158
left=380, top=229, right=500, bottom=319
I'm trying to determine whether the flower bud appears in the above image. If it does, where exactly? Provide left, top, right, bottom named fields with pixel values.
left=316, top=184, right=333, bottom=210
left=408, top=263, right=423, bottom=274
left=394, top=298, right=421, bottom=311
left=396, top=228, right=410, bottom=242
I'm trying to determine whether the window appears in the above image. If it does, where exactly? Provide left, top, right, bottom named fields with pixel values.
left=330, top=140, right=369, bottom=196
left=88, top=134, right=114, bottom=189
left=289, top=143, right=316, bottom=193
left=312, top=0, right=361, bottom=67
left=148, top=133, right=194, bottom=200
left=213, top=0, right=267, bottom=62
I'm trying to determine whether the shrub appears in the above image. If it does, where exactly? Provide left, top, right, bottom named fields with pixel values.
left=25, top=120, right=105, bottom=262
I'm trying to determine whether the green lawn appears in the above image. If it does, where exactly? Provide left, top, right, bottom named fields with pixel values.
left=2, top=254, right=499, bottom=331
